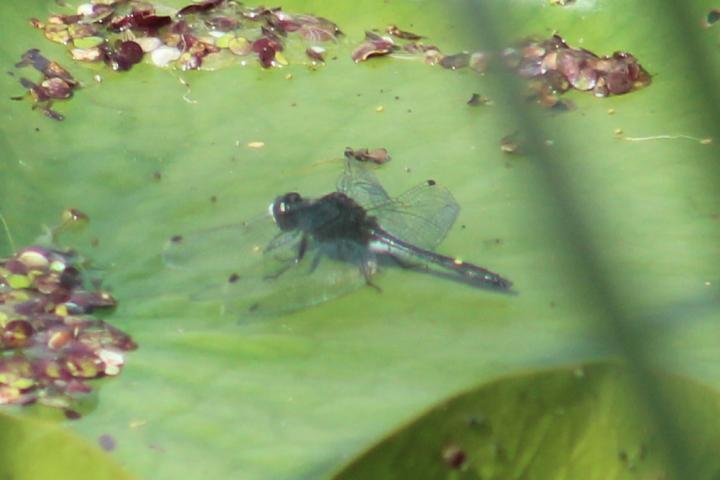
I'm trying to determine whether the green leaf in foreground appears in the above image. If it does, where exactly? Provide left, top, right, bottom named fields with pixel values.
left=0, top=412, right=133, bottom=480
left=334, top=363, right=720, bottom=480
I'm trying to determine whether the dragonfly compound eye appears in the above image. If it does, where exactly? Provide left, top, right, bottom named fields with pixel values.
left=271, top=192, right=303, bottom=230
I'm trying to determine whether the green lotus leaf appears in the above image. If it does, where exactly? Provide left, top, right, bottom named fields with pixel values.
left=334, top=363, right=720, bottom=480
left=1, top=0, right=719, bottom=478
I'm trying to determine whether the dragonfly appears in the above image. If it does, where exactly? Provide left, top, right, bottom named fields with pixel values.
left=162, top=159, right=512, bottom=315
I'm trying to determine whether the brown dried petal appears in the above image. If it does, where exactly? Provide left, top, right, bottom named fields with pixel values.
left=440, top=52, right=470, bottom=70
left=178, top=0, right=224, bottom=17
left=352, top=32, right=396, bottom=63
left=45, top=61, right=78, bottom=86
left=402, top=42, right=436, bottom=55
left=299, top=24, right=337, bottom=43
left=242, top=6, right=273, bottom=20
left=206, top=16, right=239, bottom=31
left=44, top=25, right=71, bottom=44
left=41, top=78, right=73, bottom=99
left=108, top=11, right=172, bottom=32
left=500, top=133, right=523, bottom=155
left=178, top=52, right=202, bottom=70
left=86, top=4, right=115, bottom=22
left=2, top=320, right=35, bottom=349
left=305, top=47, right=324, bottom=62
left=4, top=259, right=28, bottom=275
left=68, top=23, right=97, bottom=39
left=40, top=105, right=65, bottom=122
left=469, top=52, right=487, bottom=73
left=65, top=353, right=103, bottom=379
left=64, top=291, right=116, bottom=314
left=572, top=67, right=598, bottom=91
left=517, top=58, right=544, bottom=77
left=386, top=24, right=423, bottom=40
left=107, top=41, right=145, bottom=71
left=542, top=70, right=571, bottom=93
left=72, top=47, right=103, bottom=62
left=467, top=93, right=491, bottom=106
left=344, top=147, right=391, bottom=165
left=47, top=327, right=73, bottom=349
left=252, top=37, right=281, bottom=68
left=521, top=43, right=546, bottom=60
left=605, top=69, right=633, bottom=95
left=297, top=15, right=341, bottom=41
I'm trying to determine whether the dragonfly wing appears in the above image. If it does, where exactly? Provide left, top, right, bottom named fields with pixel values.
left=241, top=238, right=372, bottom=316
left=370, top=180, right=460, bottom=250
left=162, top=215, right=371, bottom=316
left=162, top=215, right=298, bottom=308
left=336, top=159, right=392, bottom=210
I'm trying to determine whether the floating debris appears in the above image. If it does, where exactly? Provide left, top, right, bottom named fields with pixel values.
left=467, top=93, right=492, bottom=106
left=353, top=26, right=487, bottom=74
left=305, top=45, right=325, bottom=63
left=550, top=0, right=575, bottom=5
left=98, top=434, right=117, bottom=452
left=504, top=34, right=651, bottom=105
left=441, top=445, right=467, bottom=470
left=34, top=0, right=343, bottom=71
left=500, top=132, right=524, bottom=155
left=440, top=52, right=470, bottom=70
left=12, top=49, right=79, bottom=121
left=621, top=134, right=713, bottom=145
left=351, top=29, right=646, bottom=108
left=344, top=147, right=392, bottom=165
left=352, top=31, right=398, bottom=62
left=0, top=246, right=136, bottom=413
left=386, top=24, right=423, bottom=41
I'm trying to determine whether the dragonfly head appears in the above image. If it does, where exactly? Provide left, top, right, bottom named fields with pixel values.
left=270, top=192, right=304, bottom=231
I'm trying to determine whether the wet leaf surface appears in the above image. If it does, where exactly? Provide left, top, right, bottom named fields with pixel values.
left=1, top=0, right=720, bottom=479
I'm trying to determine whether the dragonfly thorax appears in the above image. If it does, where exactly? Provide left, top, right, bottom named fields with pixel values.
left=271, top=191, right=376, bottom=243
left=310, top=192, right=375, bottom=243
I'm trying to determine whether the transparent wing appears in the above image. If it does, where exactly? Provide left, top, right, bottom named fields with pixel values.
left=369, top=180, right=460, bottom=250
left=337, top=159, right=459, bottom=250
left=336, top=158, right=392, bottom=210
left=233, top=238, right=373, bottom=316
left=161, top=214, right=371, bottom=316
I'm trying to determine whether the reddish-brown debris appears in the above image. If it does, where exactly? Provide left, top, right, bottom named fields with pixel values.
left=0, top=246, right=136, bottom=412
left=505, top=34, right=651, bottom=101
left=344, top=147, right=392, bottom=165
left=13, top=49, right=79, bottom=121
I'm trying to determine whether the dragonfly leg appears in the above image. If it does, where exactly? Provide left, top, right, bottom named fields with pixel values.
left=296, top=234, right=308, bottom=263
left=263, top=235, right=309, bottom=280
left=263, top=261, right=294, bottom=280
